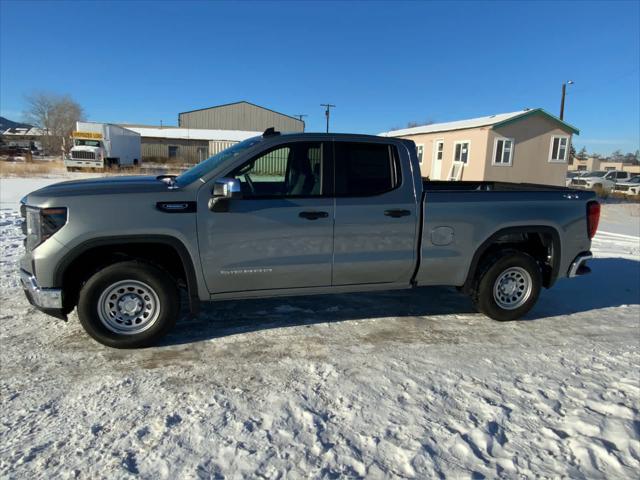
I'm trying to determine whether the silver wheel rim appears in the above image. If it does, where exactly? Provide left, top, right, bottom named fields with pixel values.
left=97, top=280, right=161, bottom=335
left=493, top=267, right=532, bottom=310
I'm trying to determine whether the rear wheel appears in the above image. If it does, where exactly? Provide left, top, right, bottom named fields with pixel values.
left=472, top=250, right=541, bottom=321
left=77, top=261, right=179, bottom=348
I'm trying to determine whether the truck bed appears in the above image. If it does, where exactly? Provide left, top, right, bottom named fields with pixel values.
left=415, top=180, right=596, bottom=289
left=423, top=180, right=574, bottom=192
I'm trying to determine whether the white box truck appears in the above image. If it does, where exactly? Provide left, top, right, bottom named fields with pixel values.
left=65, top=122, right=141, bottom=171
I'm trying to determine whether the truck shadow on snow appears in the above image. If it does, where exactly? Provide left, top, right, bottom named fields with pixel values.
left=160, top=257, right=639, bottom=347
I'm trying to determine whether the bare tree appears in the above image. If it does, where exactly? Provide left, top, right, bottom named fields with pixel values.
left=24, top=92, right=85, bottom=155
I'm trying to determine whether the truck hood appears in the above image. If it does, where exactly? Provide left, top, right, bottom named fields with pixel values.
left=25, top=175, right=171, bottom=201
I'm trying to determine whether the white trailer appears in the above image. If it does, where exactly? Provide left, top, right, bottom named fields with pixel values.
left=65, top=122, right=141, bottom=171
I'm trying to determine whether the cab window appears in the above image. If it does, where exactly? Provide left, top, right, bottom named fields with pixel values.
left=334, top=142, right=400, bottom=197
left=229, top=142, right=323, bottom=197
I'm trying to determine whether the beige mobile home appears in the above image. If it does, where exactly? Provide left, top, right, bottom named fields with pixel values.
left=379, top=108, right=579, bottom=186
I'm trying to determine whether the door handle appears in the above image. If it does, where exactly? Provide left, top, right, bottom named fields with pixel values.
left=299, top=211, right=329, bottom=220
left=384, top=209, right=411, bottom=218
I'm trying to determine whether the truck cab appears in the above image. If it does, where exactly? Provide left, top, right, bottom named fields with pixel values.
left=67, top=137, right=105, bottom=170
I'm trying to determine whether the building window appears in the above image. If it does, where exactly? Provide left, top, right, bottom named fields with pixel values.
left=434, top=140, right=444, bottom=161
left=168, top=146, right=179, bottom=158
left=493, top=137, right=514, bottom=166
left=416, top=144, right=424, bottom=164
left=453, top=141, right=470, bottom=164
left=549, top=136, right=569, bottom=162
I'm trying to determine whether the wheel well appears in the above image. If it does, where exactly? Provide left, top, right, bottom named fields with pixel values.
left=463, top=227, right=560, bottom=293
left=59, top=242, right=191, bottom=313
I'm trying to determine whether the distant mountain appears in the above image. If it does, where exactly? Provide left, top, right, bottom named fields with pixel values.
left=0, top=116, right=32, bottom=132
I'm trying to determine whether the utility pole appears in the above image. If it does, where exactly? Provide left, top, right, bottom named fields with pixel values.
left=321, top=103, right=335, bottom=133
left=559, top=80, right=574, bottom=120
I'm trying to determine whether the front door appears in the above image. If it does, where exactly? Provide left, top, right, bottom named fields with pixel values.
left=197, top=141, right=334, bottom=294
left=332, top=141, right=418, bottom=286
left=431, top=140, right=444, bottom=180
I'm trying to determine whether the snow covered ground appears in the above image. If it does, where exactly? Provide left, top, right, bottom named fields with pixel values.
left=1, top=176, right=639, bottom=479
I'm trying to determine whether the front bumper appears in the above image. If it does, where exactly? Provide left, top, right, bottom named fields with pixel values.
left=64, top=159, right=103, bottom=169
left=20, top=269, right=67, bottom=320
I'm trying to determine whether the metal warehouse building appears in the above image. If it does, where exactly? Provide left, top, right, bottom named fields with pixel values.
left=119, top=101, right=303, bottom=164
left=178, top=101, right=304, bottom=133
left=124, top=126, right=260, bottom=164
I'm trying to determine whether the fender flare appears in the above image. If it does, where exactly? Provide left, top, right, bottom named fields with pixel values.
left=461, top=225, right=561, bottom=293
left=53, top=235, right=200, bottom=313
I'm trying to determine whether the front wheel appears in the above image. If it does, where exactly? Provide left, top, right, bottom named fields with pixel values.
left=472, top=250, right=541, bottom=321
left=77, top=261, right=180, bottom=348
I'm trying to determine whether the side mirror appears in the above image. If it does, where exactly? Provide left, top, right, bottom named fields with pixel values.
left=209, top=178, right=242, bottom=212
left=212, top=178, right=242, bottom=198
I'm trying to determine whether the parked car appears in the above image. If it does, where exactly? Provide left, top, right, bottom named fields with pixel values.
left=566, top=170, right=589, bottom=187
left=612, top=175, right=640, bottom=196
left=570, top=170, right=632, bottom=193
left=19, top=130, right=599, bottom=348
left=0, top=145, right=29, bottom=160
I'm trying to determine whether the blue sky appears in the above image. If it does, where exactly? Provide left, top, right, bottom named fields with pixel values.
left=1, top=0, right=638, bottom=154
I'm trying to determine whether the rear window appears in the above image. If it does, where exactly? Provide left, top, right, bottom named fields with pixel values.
left=334, top=142, right=400, bottom=196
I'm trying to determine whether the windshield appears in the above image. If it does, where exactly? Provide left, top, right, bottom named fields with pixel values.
left=175, top=137, right=263, bottom=186
left=589, top=171, right=608, bottom=177
left=74, top=139, right=101, bottom=147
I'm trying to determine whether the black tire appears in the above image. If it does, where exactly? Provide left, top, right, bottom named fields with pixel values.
left=77, top=261, right=180, bottom=348
left=471, top=250, right=541, bottom=321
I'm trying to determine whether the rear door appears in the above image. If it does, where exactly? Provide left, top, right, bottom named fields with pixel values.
left=332, top=141, right=418, bottom=286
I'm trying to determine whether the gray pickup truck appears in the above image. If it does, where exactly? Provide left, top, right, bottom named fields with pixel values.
left=19, top=130, right=600, bottom=348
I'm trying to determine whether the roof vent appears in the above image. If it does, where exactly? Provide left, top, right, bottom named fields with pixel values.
left=262, top=127, right=280, bottom=137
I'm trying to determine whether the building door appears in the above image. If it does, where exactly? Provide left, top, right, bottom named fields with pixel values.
left=197, top=147, right=208, bottom=162
left=432, top=140, right=444, bottom=179
left=197, top=141, right=334, bottom=294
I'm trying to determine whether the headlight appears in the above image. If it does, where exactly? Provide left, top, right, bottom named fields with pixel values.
left=25, top=207, right=67, bottom=250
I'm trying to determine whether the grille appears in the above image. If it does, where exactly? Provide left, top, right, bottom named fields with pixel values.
left=71, top=150, right=96, bottom=160
left=571, top=179, right=587, bottom=186
left=614, top=185, right=630, bottom=192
